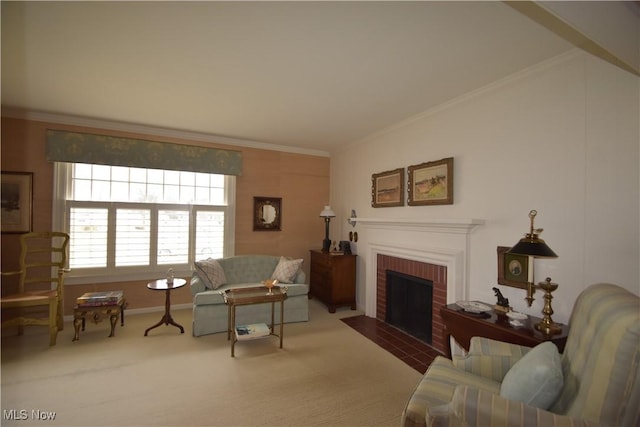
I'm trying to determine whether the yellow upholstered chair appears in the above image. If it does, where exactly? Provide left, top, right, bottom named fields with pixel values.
left=401, top=283, right=640, bottom=427
left=1, top=232, right=70, bottom=346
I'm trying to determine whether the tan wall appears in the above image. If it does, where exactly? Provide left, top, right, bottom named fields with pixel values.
left=1, top=117, right=329, bottom=316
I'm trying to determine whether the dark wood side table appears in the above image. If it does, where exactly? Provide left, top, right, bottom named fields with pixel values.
left=144, top=278, right=186, bottom=336
left=440, top=302, right=568, bottom=358
left=309, top=250, right=357, bottom=313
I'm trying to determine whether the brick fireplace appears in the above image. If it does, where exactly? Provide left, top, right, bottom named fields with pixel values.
left=376, top=254, right=447, bottom=354
left=352, top=217, right=483, bottom=356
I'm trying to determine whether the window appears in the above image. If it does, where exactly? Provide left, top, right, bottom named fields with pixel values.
left=53, top=163, right=235, bottom=284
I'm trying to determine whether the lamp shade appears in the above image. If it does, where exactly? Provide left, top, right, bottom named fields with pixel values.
left=319, top=206, right=336, bottom=218
left=508, top=238, right=558, bottom=258
left=507, top=210, right=558, bottom=258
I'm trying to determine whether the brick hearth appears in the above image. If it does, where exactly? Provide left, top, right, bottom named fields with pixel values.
left=376, top=254, right=447, bottom=354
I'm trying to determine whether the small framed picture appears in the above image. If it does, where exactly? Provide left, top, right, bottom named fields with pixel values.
left=497, top=246, right=529, bottom=289
left=407, top=157, right=454, bottom=206
left=371, top=168, right=404, bottom=208
left=1, top=171, right=33, bottom=234
left=253, top=196, right=282, bottom=231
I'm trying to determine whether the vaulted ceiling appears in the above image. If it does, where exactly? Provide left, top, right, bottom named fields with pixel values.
left=1, top=2, right=636, bottom=154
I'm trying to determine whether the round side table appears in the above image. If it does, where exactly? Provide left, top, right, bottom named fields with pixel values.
left=144, top=278, right=186, bottom=336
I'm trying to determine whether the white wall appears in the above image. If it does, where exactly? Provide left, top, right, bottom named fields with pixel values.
left=330, top=50, right=639, bottom=324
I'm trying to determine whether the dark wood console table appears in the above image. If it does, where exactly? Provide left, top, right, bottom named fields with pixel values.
left=440, top=302, right=568, bottom=358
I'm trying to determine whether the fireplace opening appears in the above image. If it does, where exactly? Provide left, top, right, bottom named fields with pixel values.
left=385, top=270, right=433, bottom=344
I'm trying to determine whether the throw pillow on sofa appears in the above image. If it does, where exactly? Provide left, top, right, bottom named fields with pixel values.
left=500, top=341, right=563, bottom=409
left=271, top=256, right=303, bottom=284
left=195, top=258, right=227, bottom=290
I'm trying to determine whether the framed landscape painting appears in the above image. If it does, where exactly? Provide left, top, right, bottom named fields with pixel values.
left=371, top=168, right=404, bottom=208
left=407, top=157, right=454, bottom=206
left=1, top=171, right=33, bottom=233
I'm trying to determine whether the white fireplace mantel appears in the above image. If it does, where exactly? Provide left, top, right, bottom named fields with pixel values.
left=356, top=217, right=485, bottom=318
left=351, top=217, right=484, bottom=234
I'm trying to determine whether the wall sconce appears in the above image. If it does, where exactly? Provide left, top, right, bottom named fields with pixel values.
left=319, top=205, right=336, bottom=252
left=347, top=209, right=357, bottom=227
left=507, top=210, right=558, bottom=307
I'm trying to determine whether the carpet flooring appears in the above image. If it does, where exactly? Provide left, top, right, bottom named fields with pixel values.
left=1, top=299, right=424, bottom=427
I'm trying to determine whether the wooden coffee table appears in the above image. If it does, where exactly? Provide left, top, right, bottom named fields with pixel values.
left=73, top=298, right=127, bottom=341
left=222, top=286, right=288, bottom=357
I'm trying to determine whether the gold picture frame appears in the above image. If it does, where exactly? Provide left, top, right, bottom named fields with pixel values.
left=497, top=246, right=529, bottom=290
left=371, top=168, right=404, bottom=208
left=1, top=171, right=33, bottom=234
left=253, top=197, right=282, bottom=231
left=407, top=157, right=454, bottom=206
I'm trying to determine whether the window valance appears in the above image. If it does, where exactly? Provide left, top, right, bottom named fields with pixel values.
left=46, top=130, right=242, bottom=176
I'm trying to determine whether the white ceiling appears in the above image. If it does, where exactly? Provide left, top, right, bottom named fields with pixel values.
left=1, top=1, right=581, bottom=153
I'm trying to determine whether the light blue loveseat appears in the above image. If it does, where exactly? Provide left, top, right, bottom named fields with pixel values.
left=190, top=255, right=309, bottom=337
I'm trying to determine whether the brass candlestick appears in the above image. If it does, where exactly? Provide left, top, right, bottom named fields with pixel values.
left=535, top=277, right=562, bottom=335
left=525, top=274, right=536, bottom=307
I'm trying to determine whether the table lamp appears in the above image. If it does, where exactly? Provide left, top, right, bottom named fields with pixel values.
left=507, top=210, right=558, bottom=307
left=319, top=205, right=336, bottom=252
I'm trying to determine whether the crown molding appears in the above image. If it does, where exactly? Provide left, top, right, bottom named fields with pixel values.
left=1, top=107, right=331, bottom=158
left=341, top=49, right=583, bottom=152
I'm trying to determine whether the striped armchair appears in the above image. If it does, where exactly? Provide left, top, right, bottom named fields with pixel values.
left=401, top=283, right=640, bottom=427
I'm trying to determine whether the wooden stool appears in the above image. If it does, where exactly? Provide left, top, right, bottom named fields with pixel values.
left=73, top=299, right=127, bottom=341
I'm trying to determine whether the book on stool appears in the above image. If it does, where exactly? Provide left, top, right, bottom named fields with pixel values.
left=76, top=290, right=124, bottom=307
